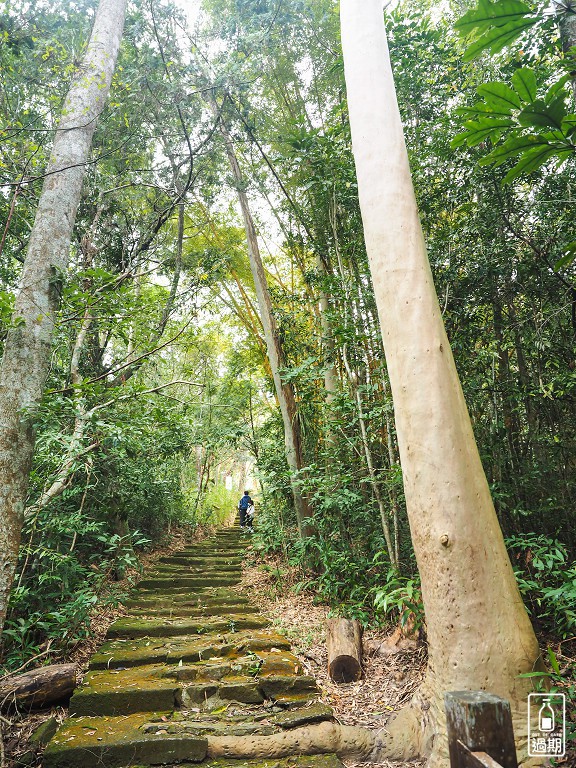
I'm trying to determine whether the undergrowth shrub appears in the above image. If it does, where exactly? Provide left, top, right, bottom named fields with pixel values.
left=0, top=510, right=149, bottom=673
left=506, top=533, right=576, bottom=638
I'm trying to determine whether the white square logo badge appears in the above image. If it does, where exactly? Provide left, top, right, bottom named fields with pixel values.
left=528, top=693, right=566, bottom=758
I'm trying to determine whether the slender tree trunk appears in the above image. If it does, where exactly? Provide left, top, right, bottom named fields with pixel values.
left=0, top=0, right=127, bottom=636
left=341, top=2, right=542, bottom=765
left=212, top=103, right=314, bottom=538
left=342, top=346, right=396, bottom=566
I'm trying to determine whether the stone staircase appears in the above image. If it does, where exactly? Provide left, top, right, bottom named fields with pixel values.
left=44, top=528, right=342, bottom=768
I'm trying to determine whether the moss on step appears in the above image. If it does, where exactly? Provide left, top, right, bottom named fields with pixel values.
left=258, top=651, right=303, bottom=677
left=106, top=614, right=267, bottom=639
left=90, top=630, right=291, bottom=670
left=128, top=754, right=346, bottom=768
left=270, top=703, right=334, bottom=729
left=137, top=576, right=238, bottom=590
left=218, top=678, right=264, bottom=704
left=69, top=665, right=181, bottom=716
left=124, top=604, right=259, bottom=620
left=259, top=675, right=319, bottom=699
left=43, top=713, right=207, bottom=768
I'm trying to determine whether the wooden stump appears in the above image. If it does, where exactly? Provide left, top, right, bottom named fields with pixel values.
left=326, top=618, right=363, bottom=683
left=444, top=690, right=518, bottom=768
left=0, top=663, right=77, bottom=710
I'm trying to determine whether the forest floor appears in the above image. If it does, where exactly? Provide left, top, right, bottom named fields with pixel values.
left=237, top=545, right=427, bottom=768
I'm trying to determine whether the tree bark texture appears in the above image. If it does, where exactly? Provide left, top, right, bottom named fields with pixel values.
left=0, top=0, right=127, bottom=635
left=326, top=618, right=363, bottom=683
left=340, top=1, right=542, bottom=765
left=0, top=664, right=77, bottom=711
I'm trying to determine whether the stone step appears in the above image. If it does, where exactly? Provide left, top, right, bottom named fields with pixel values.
left=124, top=604, right=259, bottom=620
left=45, top=714, right=342, bottom=768
left=137, top=576, right=239, bottom=590
left=89, top=630, right=292, bottom=670
left=150, top=560, right=242, bottom=576
left=125, top=593, right=252, bottom=611
left=43, top=712, right=207, bottom=768
left=70, top=662, right=319, bottom=716
left=106, top=614, right=268, bottom=639
left=159, top=556, right=243, bottom=566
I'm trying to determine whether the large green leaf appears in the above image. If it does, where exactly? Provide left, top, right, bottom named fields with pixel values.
left=518, top=97, right=566, bottom=130
left=463, top=18, right=538, bottom=60
left=482, top=134, right=546, bottom=166
left=477, top=82, right=521, bottom=112
left=451, top=117, right=516, bottom=148
left=503, top=144, right=560, bottom=182
left=560, top=114, right=576, bottom=138
left=455, top=0, right=538, bottom=59
left=455, top=0, right=533, bottom=35
left=545, top=75, right=570, bottom=105
left=457, top=101, right=521, bottom=117
left=554, top=242, right=576, bottom=271
left=511, top=68, right=537, bottom=102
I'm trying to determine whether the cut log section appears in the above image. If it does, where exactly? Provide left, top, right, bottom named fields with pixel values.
left=326, top=618, right=363, bottom=683
left=0, top=663, right=77, bottom=710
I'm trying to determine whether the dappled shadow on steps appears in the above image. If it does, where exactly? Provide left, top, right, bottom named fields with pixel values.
left=44, top=528, right=342, bottom=768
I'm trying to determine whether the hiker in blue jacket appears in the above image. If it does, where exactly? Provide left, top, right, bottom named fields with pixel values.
left=238, top=491, right=253, bottom=528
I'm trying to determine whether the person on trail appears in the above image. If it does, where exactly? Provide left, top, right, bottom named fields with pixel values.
left=238, top=491, right=253, bottom=528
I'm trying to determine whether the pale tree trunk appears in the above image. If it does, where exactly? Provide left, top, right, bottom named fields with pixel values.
left=0, top=0, right=127, bottom=636
left=340, top=1, right=542, bottom=765
left=213, top=105, right=314, bottom=538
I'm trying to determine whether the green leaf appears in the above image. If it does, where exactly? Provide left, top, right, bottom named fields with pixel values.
left=455, top=0, right=533, bottom=36
left=560, top=114, right=576, bottom=137
left=547, top=647, right=561, bottom=675
left=477, top=82, right=521, bottom=112
left=554, top=242, right=576, bottom=271
left=462, top=19, right=538, bottom=61
left=545, top=75, right=570, bottom=105
left=511, top=68, right=537, bottom=102
left=503, top=144, right=558, bottom=182
left=518, top=97, right=566, bottom=130
left=482, top=134, right=545, bottom=166
left=452, top=117, right=516, bottom=148
left=458, top=100, right=521, bottom=118
left=455, top=0, right=538, bottom=59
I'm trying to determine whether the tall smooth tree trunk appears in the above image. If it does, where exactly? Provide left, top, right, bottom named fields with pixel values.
left=213, top=105, right=313, bottom=538
left=340, top=1, right=542, bottom=765
left=0, top=0, right=127, bottom=636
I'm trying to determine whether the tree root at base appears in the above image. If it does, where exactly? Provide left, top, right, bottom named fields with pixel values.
left=206, top=703, right=548, bottom=767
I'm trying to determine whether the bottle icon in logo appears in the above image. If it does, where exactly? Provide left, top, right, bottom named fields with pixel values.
left=539, top=699, right=555, bottom=732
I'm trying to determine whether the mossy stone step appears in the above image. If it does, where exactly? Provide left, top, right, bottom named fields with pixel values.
left=125, top=757, right=345, bottom=768
left=125, top=594, right=252, bottom=611
left=151, top=565, right=241, bottom=575
left=137, top=576, right=239, bottom=589
left=89, top=630, right=291, bottom=670
left=106, top=614, right=268, bottom=639
left=127, top=587, right=250, bottom=604
left=159, top=556, right=243, bottom=566
left=177, top=548, right=246, bottom=557
left=44, top=530, right=328, bottom=768
left=197, top=756, right=345, bottom=768
left=43, top=712, right=207, bottom=768
left=124, top=604, right=259, bottom=619
left=71, top=663, right=318, bottom=716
